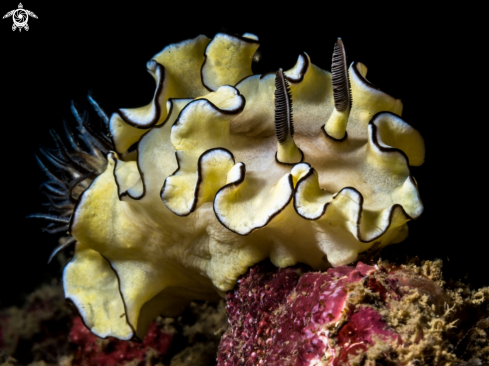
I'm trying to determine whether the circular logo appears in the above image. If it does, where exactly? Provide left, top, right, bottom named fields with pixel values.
left=12, top=8, right=28, bottom=28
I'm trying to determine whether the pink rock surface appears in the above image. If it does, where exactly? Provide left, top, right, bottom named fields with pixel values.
left=217, top=261, right=436, bottom=366
left=69, top=316, right=173, bottom=366
left=335, top=307, right=400, bottom=366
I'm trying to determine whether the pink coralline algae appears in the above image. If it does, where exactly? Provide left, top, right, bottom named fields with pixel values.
left=217, top=261, right=453, bottom=366
left=0, top=282, right=228, bottom=365
left=69, top=316, right=173, bottom=366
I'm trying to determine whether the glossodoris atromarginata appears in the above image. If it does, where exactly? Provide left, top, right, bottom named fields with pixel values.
left=32, top=33, right=424, bottom=341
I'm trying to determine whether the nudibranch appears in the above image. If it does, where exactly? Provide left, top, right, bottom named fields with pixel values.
left=32, top=33, right=424, bottom=341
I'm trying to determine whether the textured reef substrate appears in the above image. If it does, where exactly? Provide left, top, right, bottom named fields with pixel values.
left=1, top=259, right=488, bottom=365
left=218, top=259, right=489, bottom=365
left=0, top=286, right=227, bottom=366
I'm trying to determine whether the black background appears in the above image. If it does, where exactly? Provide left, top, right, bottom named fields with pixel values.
left=1, top=4, right=486, bottom=307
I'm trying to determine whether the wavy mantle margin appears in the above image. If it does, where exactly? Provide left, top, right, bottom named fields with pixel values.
left=63, top=32, right=425, bottom=340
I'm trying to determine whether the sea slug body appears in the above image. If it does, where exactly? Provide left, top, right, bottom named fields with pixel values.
left=33, top=32, right=424, bottom=340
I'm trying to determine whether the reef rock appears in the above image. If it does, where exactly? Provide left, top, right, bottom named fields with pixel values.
left=218, top=260, right=489, bottom=366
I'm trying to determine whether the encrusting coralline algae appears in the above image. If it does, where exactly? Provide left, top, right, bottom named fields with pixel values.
left=218, top=259, right=489, bottom=365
